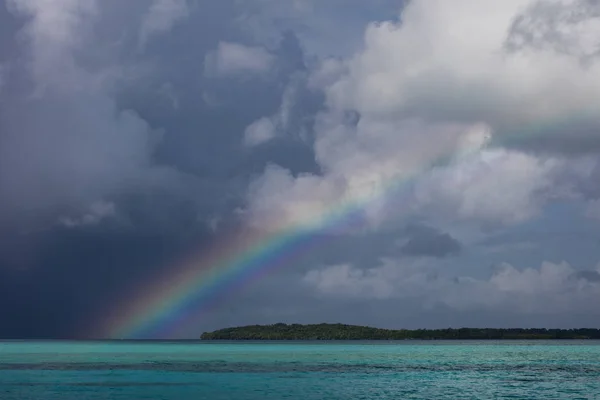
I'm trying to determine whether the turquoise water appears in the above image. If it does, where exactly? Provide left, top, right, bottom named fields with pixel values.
left=1, top=341, right=600, bottom=399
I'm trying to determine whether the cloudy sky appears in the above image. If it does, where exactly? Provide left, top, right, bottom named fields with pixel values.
left=2, top=0, right=600, bottom=339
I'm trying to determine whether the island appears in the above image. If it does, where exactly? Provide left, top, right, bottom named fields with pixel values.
left=201, top=323, right=600, bottom=340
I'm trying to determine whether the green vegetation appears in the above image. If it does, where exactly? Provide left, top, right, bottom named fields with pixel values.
left=201, top=323, right=600, bottom=340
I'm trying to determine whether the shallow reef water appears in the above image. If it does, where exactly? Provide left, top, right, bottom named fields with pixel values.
left=1, top=340, right=600, bottom=399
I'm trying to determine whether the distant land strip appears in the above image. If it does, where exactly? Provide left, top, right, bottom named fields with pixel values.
left=200, top=323, right=600, bottom=340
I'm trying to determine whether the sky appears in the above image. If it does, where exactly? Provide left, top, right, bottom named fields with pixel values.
left=1, top=0, right=600, bottom=338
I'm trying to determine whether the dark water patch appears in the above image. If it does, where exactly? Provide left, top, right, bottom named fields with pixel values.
left=2, top=361, right=600, bottom=375
left=2, top=382, right=208, bottom=387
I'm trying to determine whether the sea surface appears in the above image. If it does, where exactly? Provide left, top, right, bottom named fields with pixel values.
left=1, top=340, right=600, bottom=399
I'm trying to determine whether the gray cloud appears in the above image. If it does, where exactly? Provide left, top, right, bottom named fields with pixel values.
left=0, top=0, right=181, bottom=229
left=204, top=41, right=274, bottom=77
left=303, top=259, right=600, bottom=317
left=0, top=0, right=321, bottom=231
left=139, top=0, right=189, bottom=49
left=401, top=224, right=461, bottom=258
left=572, top=270, right=600, bottom=283
left=234, top=0, right=404, bottom=57
left=505, top=0, right=600, bottom=61
left=58, top=201, right=117, bottom=228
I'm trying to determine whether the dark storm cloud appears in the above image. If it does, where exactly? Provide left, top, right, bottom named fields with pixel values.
left=0, top=0, right=325, bottom=338
left=0, top=1, right=175, bottom=228
left=400, top=224, right=462, bottom=258
left=0, top=225, right=215, bottom=338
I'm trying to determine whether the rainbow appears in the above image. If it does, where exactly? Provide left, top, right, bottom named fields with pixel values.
left=98, top=178, right=411, bottom=339
left=96, top=114, right=592, bottom=339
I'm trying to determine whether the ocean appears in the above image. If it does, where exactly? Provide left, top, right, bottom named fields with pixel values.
left=1, top=340, right=599, bottom=399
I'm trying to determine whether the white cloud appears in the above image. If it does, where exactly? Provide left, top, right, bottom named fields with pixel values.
left=59, top=201, right=116, bottom=228
left=244, top=0, right=600, bottom=231
left=245, top=120, right=534, bottom=230
left=139, top=0, right=189, bottom=48
left=243, top=73, right=303, bottom=146
left=304, top=263, right=396, bottom=300
left=204, top=42, right=274, bottom=77
left=245, top=164, right=343, bottom=231
left=326, top=0, right=600, bottom=140
left=304, top=259, right=600, bottom=314
left=244, top=117, right=277, bottom=146
left=505, top=0, right=600, bottom=61
left=414, top=149, right=561, bottom=225
left=307, top=58, right=347, bottom=90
